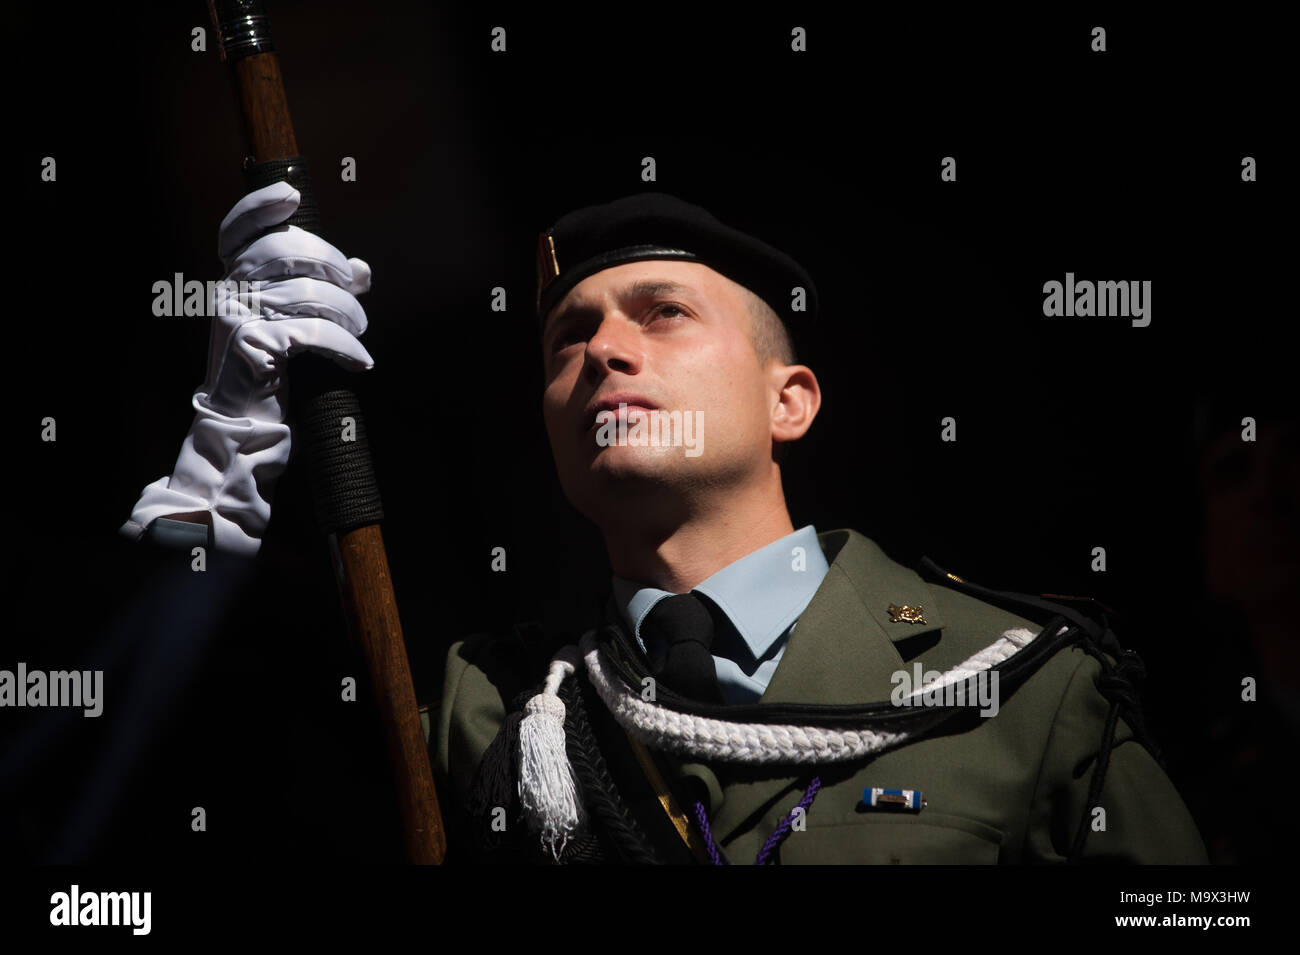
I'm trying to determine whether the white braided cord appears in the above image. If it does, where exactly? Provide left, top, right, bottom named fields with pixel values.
left=576, top=625, right=1054, bottom=764
left=903, top=626, right=1040, bottom=700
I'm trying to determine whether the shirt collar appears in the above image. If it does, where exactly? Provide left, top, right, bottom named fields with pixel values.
left=611, top=524, right=830, bottom=660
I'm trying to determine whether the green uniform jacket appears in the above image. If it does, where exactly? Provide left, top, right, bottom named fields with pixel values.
left=431, top=529, right=1209, bottom=864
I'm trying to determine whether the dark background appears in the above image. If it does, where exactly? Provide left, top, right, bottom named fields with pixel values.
left=1, top=3, right=1294, bottom=866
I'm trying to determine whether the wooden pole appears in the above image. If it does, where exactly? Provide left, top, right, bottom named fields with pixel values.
left=206, top=0, right=445, bottom=864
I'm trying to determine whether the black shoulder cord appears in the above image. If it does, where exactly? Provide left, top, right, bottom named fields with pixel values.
left=466, top=670, right=665, bottom=864
left=558, top=671, right=664, bottom=864
left=918, top=557, right=1163, bottom=863
left=1066, top=637, right=1155, bottom=861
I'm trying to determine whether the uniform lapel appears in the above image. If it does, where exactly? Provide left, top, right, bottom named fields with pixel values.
left=705, top=529, right=949, bottom=859
left=758, top=529, right=946, bottom=705
left=596, top=528, right=950, bottom=863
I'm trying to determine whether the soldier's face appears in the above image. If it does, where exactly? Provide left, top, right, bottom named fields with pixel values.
left=540, top=260, right=778, bottom=522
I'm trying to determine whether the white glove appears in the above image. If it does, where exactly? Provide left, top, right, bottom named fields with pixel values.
left=119, top=181, right=375, bottom=556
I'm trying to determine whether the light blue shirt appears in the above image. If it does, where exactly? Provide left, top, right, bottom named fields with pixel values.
left=612, top=525, right=830, bottom=704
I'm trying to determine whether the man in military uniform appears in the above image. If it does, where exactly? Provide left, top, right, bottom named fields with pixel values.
left=433, top=192, right=1209, bottom=864
left=121, top=185, right=1208, bottom=864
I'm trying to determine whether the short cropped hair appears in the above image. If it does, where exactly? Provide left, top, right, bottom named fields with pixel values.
left=742, top=286, right=796, bottom=367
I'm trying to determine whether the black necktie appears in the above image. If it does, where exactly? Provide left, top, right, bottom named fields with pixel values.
left=641, top=592, right=723, bottom=704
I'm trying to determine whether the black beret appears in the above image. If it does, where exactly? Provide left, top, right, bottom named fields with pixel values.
left=535, top=192, right=818, bottom=332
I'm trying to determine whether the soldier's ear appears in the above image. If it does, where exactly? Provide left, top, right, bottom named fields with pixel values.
left=769, top=363, right=820, bottom=444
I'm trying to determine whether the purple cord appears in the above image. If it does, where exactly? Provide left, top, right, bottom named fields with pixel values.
left=693, top=800, right=725, bottom=865
left=755, top=776, right=821, bottom=865
left=693, top=775, right=822, bottom=865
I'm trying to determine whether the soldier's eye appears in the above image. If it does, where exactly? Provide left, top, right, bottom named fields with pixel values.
left=549, top=323, right=585, bottom=352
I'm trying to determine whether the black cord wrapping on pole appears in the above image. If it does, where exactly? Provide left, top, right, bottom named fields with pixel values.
left=296, top=389, right=384, bottom=536
left=239, top=156, right=384, bottom=537
left=242, top=156, right=320, bottom=234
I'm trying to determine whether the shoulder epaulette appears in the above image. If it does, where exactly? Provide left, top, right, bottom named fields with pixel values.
left=920, top=556, right=1163, bottom=862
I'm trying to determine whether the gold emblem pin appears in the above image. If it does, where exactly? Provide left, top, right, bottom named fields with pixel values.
left=887, top=603, right=927, bottom=625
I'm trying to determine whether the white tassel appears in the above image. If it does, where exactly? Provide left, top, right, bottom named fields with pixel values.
left=518, top=646, right=585, bottom=860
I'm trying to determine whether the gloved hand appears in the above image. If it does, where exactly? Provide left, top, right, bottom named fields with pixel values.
left=119, top=181, right=374, bottom=556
